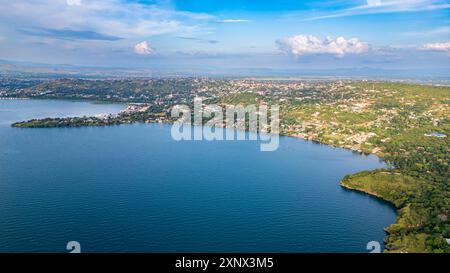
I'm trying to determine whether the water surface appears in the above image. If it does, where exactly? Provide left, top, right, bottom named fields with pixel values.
left=0, top=99, right=395, bottom=253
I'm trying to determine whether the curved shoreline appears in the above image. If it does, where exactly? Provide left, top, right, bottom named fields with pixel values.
left=7, top=99, right=446, bottom=252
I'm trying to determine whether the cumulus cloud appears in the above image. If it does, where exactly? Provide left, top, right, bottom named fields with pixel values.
left=277, top=35, right=369, bottom=57
left=134, top=41, right=154, bottom=55
left=66, top=0, right=81, bottom=6
left=421, top=42, right=450, bottom=52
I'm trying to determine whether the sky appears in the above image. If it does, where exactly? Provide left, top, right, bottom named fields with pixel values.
left=0, top=0, right=449, bottom=75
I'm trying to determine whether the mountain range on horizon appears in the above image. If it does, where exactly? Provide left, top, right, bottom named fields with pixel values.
left=1, top=59, right=449, bottom=80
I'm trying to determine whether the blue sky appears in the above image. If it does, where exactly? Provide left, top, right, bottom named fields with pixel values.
left=0, top=0, right=449, bottom=74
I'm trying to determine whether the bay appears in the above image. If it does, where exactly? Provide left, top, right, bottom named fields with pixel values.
left=0, top=99, right=395, bottom=253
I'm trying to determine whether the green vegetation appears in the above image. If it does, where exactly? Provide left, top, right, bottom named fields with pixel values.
left=12, top=111, right=165, bottom=128
left=342, top=170, right=449, bottom=253
left=217, top=92, right=267, bottom=105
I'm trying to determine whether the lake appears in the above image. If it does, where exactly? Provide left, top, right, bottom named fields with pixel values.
left=0, top=99, right=396, bottom=253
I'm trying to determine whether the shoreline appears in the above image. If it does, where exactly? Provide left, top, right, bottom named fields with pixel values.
left=339, top=179, right=396, bottom=248
left=6, top=98, right=429, bottom=252
left=340, top=181, right=392, bottom=206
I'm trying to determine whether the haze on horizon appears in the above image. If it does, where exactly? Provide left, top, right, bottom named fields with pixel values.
left=0, top=0, right=449, bottom=76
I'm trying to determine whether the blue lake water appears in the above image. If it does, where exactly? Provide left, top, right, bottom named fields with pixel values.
left=0, top=99, right=396, bottom=253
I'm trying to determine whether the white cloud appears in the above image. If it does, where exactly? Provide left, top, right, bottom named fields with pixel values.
left=134, top=41, right=154, bottom=55
left=366, top=0, right=381, bottom=7
left=216, top=19, right=250, bottom=23
left=404, top=26, right=450, bottom=37
left=66, top=0, right=81, bottom=6
left=277, top=35, right=369, bottom=57
left=421, top=42, right=450, bottom=52
left=305, top=0, right=450, bottom=21
left=1, top=0, right=210, bottom=39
